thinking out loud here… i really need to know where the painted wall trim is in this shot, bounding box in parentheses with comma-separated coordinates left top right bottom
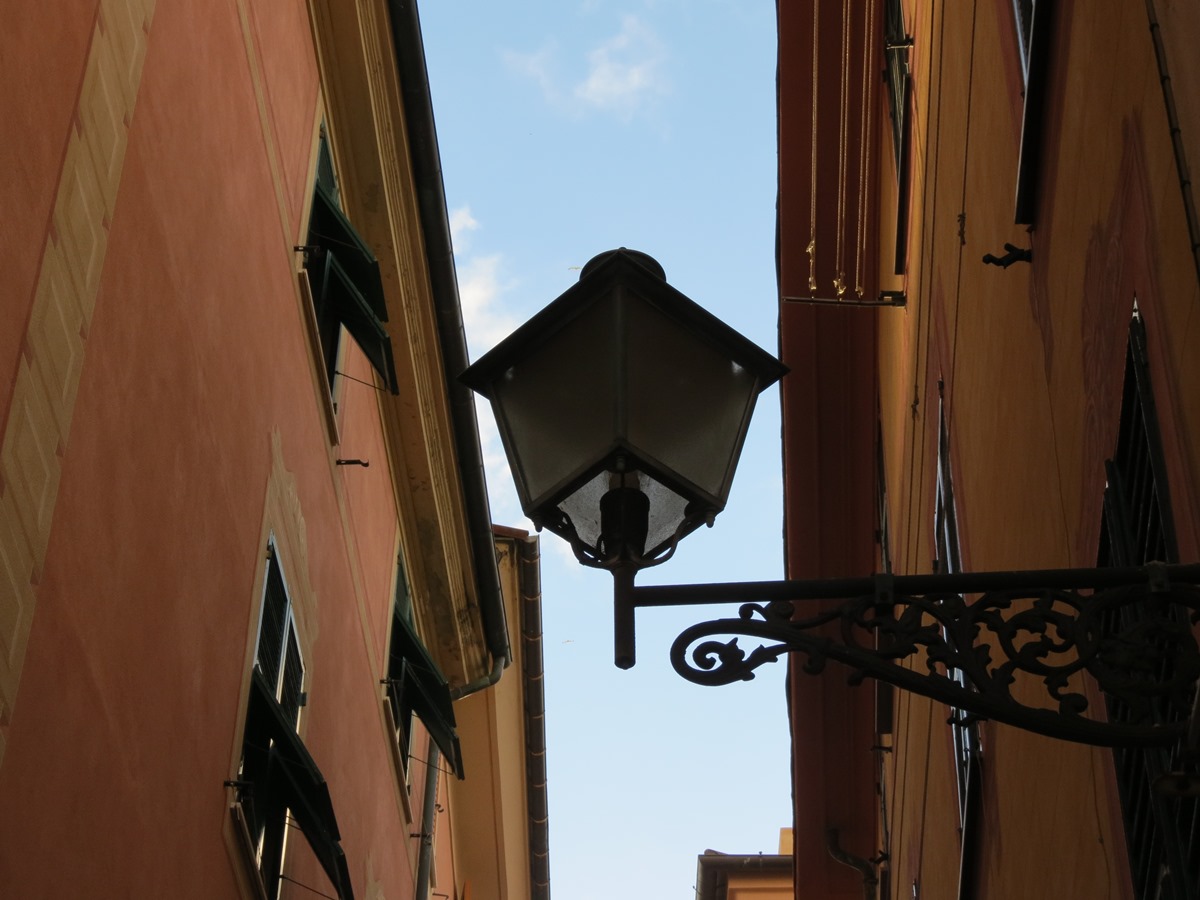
(0, 0, 157, 768)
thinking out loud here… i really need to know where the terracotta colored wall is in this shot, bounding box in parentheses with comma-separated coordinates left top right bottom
(0, 0, 98, 425)
(778, 5, 882, 898)
(0, 1, 425, 897)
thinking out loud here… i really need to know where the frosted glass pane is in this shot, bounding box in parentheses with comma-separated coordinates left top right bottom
(558, 468, 691, 561)
(624, 295, 758, 501)
(495, 296, 618, 505)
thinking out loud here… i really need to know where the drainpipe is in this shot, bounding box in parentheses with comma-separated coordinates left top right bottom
(827, 827, 878, 900)
(414, 737, 441, 900)
(386, 0, 513, 687)
(448, 653, 505, 700)
(520, 534, 551, 900)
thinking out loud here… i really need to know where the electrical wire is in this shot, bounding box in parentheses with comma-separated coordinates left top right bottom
(947, 0, 981, 419)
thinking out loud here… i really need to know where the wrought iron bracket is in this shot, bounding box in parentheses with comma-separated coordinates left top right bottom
(616, 563, 1200, 747)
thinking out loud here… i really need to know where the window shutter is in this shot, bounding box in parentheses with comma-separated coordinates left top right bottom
(308, 185, 388, 322)
(321, 251, 400, 394)
(247, 672, 354, 900)
(305, 186, 399, 394)
(387, 612, 464, 779)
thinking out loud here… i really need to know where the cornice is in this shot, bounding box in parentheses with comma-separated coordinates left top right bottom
(306, 0, 488, 686)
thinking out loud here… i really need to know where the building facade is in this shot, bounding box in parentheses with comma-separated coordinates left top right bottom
(778, 1, 1200, 898)
(0, 1, 543, 898)
(695, 830, 795, 900)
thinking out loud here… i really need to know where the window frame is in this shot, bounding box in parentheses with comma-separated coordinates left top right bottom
(232, 542, 353, 900)
(1011, 0, 1036, 84)
(883, 0, 913, 276)
(254, 545, 306, 726)
(301, 128, 399, 398)
(383, 561, 464, 782)
(934, 408, 983, 900)
(1013, 0, 1052, 224)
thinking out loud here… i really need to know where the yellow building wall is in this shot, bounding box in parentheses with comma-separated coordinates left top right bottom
(448, 531, 537, 900)
(877, 2, 1199, 899)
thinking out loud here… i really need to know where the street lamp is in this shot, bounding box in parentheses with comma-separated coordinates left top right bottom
(463, 249, 1200, 747)
(461, 249, 786, 668)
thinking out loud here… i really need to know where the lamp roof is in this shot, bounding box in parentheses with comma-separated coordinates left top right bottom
(460, 249, 787, 395)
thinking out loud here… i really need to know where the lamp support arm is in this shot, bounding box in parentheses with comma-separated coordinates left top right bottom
(614, 563, 1200, 747)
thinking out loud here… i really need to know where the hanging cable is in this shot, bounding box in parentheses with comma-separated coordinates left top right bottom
(834, 0, 852, 298)
(854, 0, 878, 299)
(807, 0, 821, 293)
(334, 369, 386, 392)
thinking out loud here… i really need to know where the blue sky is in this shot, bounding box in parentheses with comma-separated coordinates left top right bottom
(420, 3, 790, 896)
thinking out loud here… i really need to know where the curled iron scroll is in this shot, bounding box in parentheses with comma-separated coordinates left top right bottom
(669, 583, 1200, 747)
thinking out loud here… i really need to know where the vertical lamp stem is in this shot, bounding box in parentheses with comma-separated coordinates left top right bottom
(614, 563, 637, 669)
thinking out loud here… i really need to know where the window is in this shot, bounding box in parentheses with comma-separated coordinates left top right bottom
(234, 544, 353, 900)
(934, 408, 982, 900)
(302, 129, 399, 395)
(383, 559, 464, 781)
(1099, 312, 1197, 900)
(255, 551, 305, 726)
(1012, 0, 1051, 224)
(874, 425, 895, 900)
(1011, 0, 1036, 83)
(883, 0, 912, 275)
(883, 0, 911, 168)
(876, 424, 895, 737)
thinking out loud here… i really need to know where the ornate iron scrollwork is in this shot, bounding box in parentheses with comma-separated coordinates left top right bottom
(663, 566, 1200, 747)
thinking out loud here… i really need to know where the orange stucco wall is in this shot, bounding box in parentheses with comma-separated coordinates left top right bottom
(0, 1, 426, 896)
(782, 1, 1200, 898)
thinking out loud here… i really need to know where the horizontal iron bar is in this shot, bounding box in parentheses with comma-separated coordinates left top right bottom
(629, 563, 1200, 608)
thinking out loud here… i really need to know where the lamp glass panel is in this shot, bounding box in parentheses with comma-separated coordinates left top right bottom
(558, 467, 690, 558)
(624, 293, 759, 502)
(492, 295, 617, 507)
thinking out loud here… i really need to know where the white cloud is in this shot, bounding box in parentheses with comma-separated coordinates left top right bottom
(502, 43, 562, 104)
(449, 205, 479, 253)
(573, 15, 667, 118)
(457, 243, 529, 532)
(503, 16, 668, 120)
(473, 393, 533, 531)
(458, 253, 519, 357)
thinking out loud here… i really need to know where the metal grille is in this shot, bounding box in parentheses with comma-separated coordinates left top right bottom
(1100, 315, 1197, 900)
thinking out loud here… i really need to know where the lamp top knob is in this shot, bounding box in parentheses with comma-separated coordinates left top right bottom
(579, 248, 666, 282)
